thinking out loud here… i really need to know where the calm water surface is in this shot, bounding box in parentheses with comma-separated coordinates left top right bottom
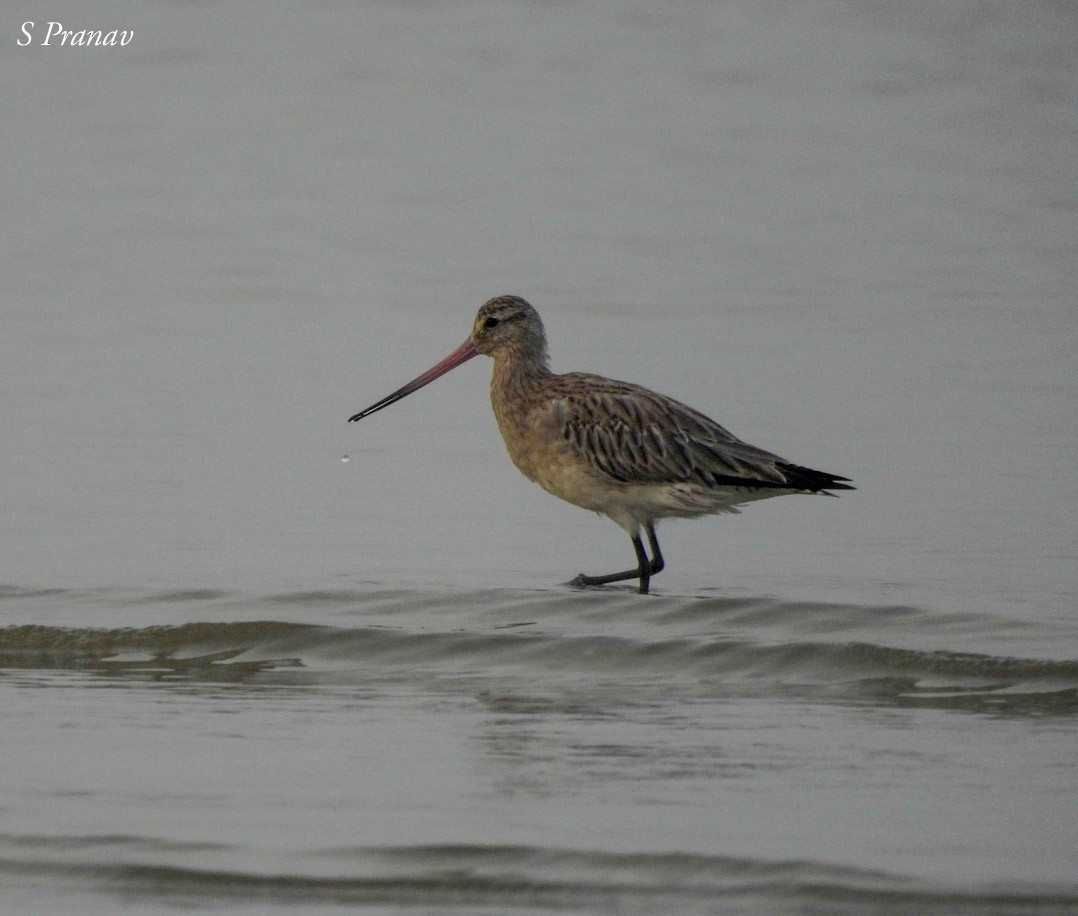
(2, 1, 1075, 912)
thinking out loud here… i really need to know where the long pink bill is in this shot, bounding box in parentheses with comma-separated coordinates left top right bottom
(348, 339, 479, 422)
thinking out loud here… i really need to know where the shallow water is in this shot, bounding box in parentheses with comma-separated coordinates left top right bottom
(2, 0, 1076, 912)
(2, 586, 1076, 913)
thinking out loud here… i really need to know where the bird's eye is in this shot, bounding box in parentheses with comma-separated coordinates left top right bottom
(484, 317, 500, 329)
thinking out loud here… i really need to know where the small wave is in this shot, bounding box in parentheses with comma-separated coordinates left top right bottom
(0, 837, 1074, 913)
(0, 615, 1074, 714)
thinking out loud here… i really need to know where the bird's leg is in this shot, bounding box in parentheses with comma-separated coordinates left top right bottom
(644, 523, 664, 576)
(570, 526, 664, 594)
(569, 534, 650, 591)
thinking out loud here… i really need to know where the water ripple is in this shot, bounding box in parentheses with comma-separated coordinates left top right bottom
(1, 585, 1074, 715)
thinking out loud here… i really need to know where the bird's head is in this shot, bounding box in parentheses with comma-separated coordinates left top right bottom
(470, 295, 549, 363)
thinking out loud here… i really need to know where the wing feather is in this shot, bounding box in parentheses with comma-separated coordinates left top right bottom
(550, 373, 812, 489)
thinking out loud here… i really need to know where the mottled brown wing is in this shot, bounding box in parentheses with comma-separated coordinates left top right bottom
(547, 373, 792, 488)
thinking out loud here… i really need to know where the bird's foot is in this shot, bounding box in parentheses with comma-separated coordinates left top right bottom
(568, 573, 600, 589)
(567, 572, 650, 594)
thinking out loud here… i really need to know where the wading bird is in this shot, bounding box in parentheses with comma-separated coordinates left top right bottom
(349, 295, 852, 594)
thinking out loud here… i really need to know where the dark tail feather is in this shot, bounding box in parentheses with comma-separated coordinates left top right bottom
(777, 463, 855, 492)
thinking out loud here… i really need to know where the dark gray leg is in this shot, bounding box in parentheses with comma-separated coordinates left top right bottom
(644, 523, 664, 576)
(569, 524, 664, 594)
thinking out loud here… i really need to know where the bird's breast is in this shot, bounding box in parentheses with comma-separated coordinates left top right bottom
(491, 391, 610, 509)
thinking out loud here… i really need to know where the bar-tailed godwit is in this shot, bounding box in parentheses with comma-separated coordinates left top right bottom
(349, 295, 852, 594)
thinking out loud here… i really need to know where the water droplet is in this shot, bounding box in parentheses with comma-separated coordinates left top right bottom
(341, 455, 350, 463)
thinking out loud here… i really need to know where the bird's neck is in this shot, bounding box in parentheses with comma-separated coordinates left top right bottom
(490, 345, 552, 409)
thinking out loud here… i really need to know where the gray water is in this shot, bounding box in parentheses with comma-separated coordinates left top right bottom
(2, 1, 1076, 912)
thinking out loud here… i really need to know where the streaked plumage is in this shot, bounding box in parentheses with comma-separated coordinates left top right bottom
(349, 295, 852, 593)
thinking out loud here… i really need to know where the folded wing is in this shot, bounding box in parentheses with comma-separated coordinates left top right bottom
(550, 374, 852, 492)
